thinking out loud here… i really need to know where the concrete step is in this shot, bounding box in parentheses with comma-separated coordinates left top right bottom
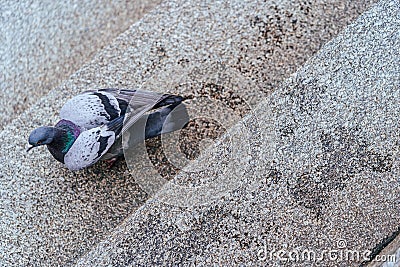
(0, 0, 163, 131)
(75, 0, 400, 266)
(0, 0, 375, 266)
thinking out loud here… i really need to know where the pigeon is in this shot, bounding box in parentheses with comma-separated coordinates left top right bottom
(28, 89, 189, 170)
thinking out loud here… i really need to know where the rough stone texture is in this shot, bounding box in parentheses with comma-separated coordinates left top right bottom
(0, 0, 162, 130)
(75, 1, 400, 266)
(0, 0, 376, 266)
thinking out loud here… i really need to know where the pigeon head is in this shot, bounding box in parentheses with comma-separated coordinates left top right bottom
(27, 126, 58, 152)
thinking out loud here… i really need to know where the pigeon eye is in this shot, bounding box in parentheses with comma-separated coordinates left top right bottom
(37, 141, 42, 145)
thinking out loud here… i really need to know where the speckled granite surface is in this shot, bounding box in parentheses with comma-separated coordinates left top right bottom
(75, 1, 400, 266)
(0, 0, 162, 130)
(0, 0, 377, 266)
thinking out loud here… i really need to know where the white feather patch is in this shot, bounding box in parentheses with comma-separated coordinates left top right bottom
(60, 92, 120, 129)
(64, 126, 115, 170)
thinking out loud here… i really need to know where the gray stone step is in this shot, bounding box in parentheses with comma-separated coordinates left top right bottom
(0, 0, 375, 266)
(0, 0, 162, 131)
(75, 0, 400, 266)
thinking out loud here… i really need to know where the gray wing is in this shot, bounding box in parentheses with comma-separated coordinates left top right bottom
(83, 89, 184, 138)
(103, 102, 190, 160)
(60, 89, 179, 130)
(118, 90, 167, 138)
(97, 89, 181, 112)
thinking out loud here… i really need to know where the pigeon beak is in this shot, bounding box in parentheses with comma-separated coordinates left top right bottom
(26, 145, 36, 152)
